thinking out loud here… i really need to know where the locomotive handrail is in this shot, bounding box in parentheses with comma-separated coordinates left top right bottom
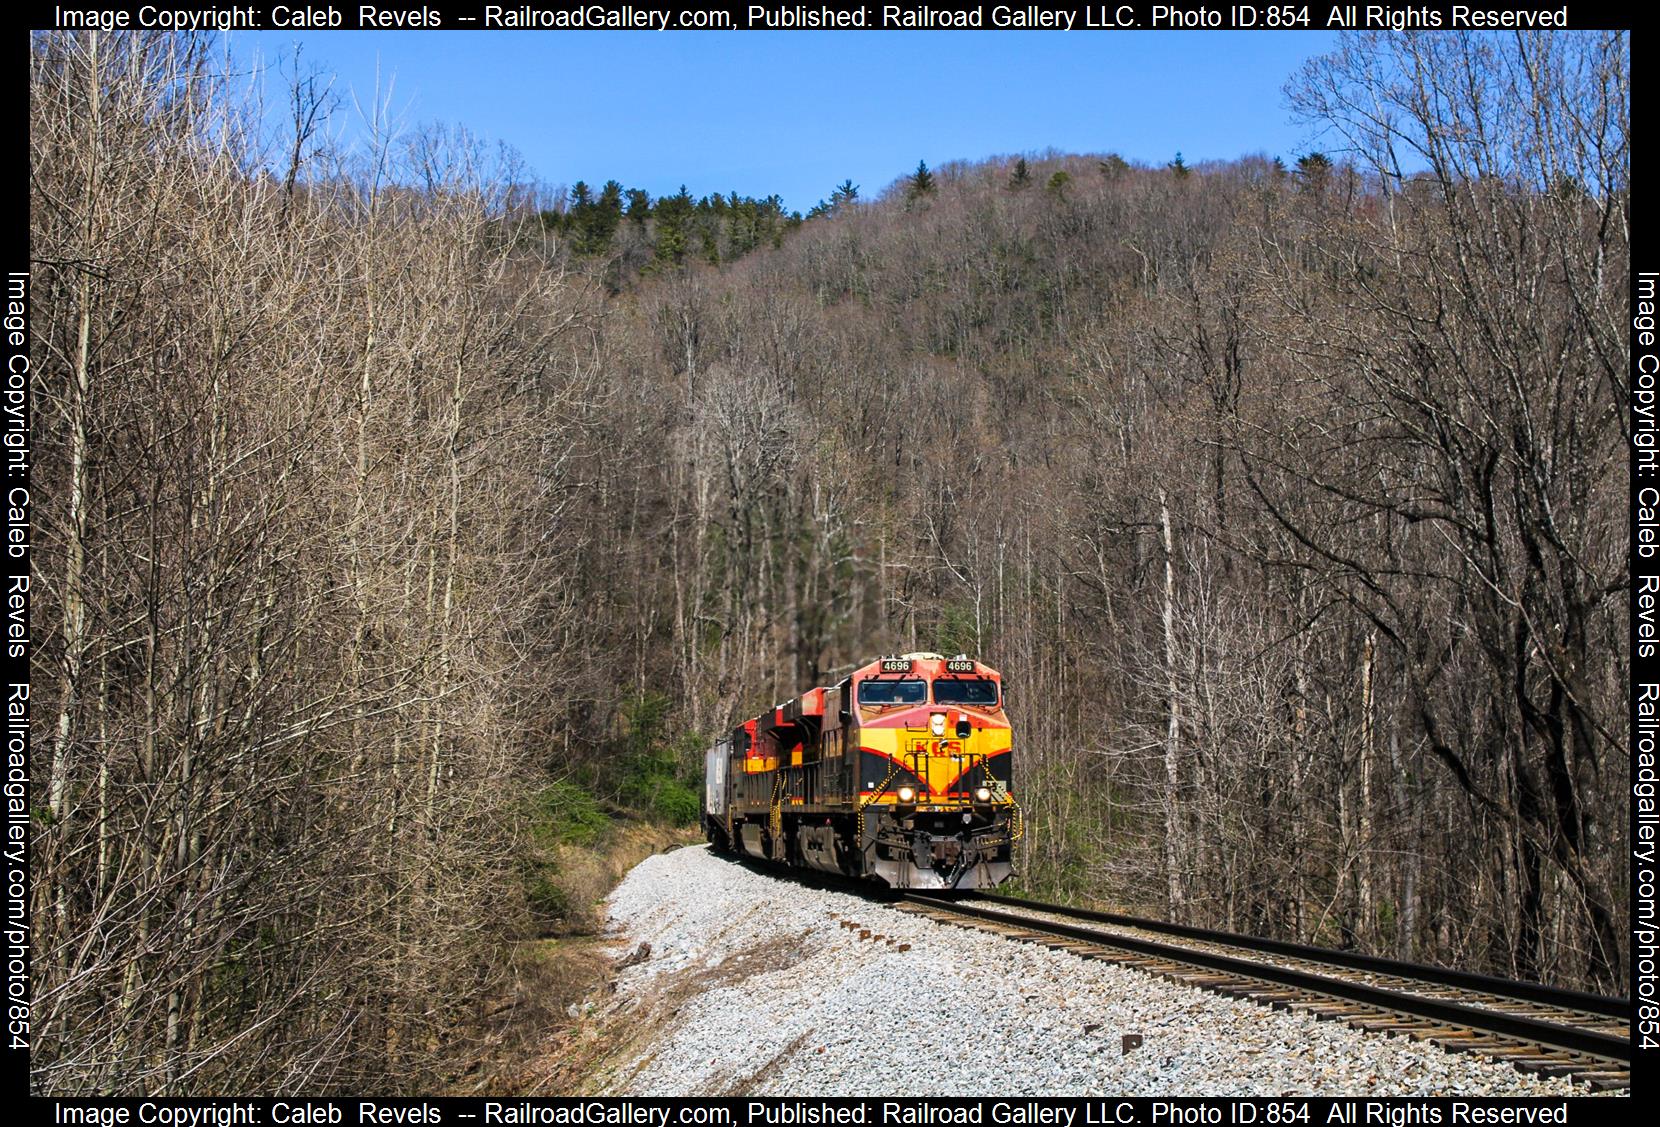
(900, 744, 986, 798)
(855, 760, 904, 857)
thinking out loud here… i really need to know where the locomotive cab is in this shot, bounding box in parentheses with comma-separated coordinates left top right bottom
(847, 653, 1017, 889)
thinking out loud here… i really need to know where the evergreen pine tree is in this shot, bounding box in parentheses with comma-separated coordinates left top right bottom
(830, 179, 859, 210)
(1294, 152, 1331, 193)
(625, 188, 652, 227)
(574, 180, 623, 255)
(1010, 158, 1031, 189)
(909, 160, 935, 199)
(651, 185, 694, 266)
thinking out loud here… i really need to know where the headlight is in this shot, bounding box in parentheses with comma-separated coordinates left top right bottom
(975, 787, 992, 803)
(929, 713, 946, 737)
(897, 786, 916, 803)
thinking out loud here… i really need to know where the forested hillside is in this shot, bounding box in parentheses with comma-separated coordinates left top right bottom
(30, 29, 1629, 1095)
(535, 177, 804, 289)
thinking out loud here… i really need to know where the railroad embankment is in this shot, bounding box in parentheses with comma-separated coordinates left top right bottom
(530, 846, 1601, 1096)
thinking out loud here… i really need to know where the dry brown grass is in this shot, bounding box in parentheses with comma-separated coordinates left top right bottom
(458, 822, 701, 1093)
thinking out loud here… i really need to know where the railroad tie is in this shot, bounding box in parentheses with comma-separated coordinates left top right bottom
(1438, 1033, 1510, 1053)
(1571, 1070, 1631, 1091)
(1502, 1059, 1580, 1078)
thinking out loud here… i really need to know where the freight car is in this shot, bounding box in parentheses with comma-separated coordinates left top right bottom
(702, 653, 1020, 889)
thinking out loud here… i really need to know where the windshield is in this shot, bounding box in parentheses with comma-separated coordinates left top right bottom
(859, 679, 926, 705)
(933, 678, 998, 706)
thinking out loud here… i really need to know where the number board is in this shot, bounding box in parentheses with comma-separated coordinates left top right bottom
(880, 659, 912, 672)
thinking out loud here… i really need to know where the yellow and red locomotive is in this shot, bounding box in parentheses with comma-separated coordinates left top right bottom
(702, 653, 1019, 889)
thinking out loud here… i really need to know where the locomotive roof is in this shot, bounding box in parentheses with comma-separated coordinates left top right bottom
(854, 653, 1001, 678)
(736, 654, 1001, 735)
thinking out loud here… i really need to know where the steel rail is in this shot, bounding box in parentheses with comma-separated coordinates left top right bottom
(900, 894, 1631, 1064)
(953, 890, 1629, 1021)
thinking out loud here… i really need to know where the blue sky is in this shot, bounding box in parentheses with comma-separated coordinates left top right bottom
(231, 30, 1340, 212)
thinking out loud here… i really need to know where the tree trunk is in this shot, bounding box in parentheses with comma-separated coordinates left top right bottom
(1158, 489, 1184, 919)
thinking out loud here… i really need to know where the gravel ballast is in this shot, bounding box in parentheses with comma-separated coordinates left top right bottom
(592, 845, 1598, 1097)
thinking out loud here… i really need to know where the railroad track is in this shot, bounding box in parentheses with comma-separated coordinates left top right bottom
(894, 892, 1631, 1092)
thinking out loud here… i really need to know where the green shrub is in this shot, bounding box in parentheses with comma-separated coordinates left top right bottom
(646, 779, 699, 826)
(613, 693, 703, 826)
(524, 863, 574, 922)
(529, 780, 611, 847)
